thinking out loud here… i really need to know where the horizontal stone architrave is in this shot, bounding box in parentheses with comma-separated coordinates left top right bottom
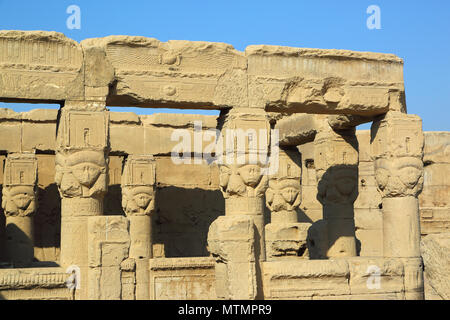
(0, 31, 405, 116)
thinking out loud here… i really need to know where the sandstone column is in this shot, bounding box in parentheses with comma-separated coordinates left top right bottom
(208, 109, 271, 299)
(1, 153, 38, 266)
(314, 117, 359, 258)
(264, 147, 310, 260)
(371, 112, 424, 258)
(121, 155, 156, 300)
(55, 101, 109, 299)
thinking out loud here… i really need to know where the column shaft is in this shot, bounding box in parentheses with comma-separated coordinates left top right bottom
(121, 155, 156, 300)
(55, 104, 109, 299)
(1, 153, 38, 266)
(314, 118, 359, 258)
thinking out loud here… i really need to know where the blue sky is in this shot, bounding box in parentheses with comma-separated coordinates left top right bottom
(0, 0, 449, 131)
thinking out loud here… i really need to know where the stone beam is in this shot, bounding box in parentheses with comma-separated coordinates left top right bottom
(328, 114, 374, 130)
(246, 45, 405, 115)
(0, 31, 84, 102)
(275, 114, 317, 146)
(1, 31, 406, 116)
(82, 36, 248, 108)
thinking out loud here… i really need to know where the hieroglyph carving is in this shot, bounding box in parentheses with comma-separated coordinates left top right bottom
(265, 149, 302, 217)
(372, 112, 424, 198)
(55, 110, 109, 200)
(121, 155, 156, 216)
(2, 153, 38, 217)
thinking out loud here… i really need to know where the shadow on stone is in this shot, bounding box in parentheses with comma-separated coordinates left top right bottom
(153, 186, 224, 258)
(315, 164, 359, 258)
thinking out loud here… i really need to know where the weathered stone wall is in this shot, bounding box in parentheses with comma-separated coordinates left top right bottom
(419, 132, 450, 236)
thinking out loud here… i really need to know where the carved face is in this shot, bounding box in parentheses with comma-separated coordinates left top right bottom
(122, 185, 155, 216)
(335, 175, 357, 196)
(282, 187, 299, 204)
(237, 165, 262, 188)
(2, 186, 36, 217)
(71, 163, 102, 188)
(375, 157, 423, 197)
(266, 180, 301, 212)
(12, 193, 33, 210)
(219, 164, 267, 198)
(133, 193, 152, 209)
(317, 167, 358, 205)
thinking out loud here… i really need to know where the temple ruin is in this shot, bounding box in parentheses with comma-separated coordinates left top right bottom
(0, 30, 449, 300)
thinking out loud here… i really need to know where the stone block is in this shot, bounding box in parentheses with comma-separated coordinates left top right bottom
(265, 222, 310, 259)
(0, 31, 84, 101)
(421, 233, 450, 299)
(246, 45, 404, 114)
(347, 257, 404, 294)
(262, 259, 350, 299)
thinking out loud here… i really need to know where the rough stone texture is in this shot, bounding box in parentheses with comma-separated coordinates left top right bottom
(0, 31, 406, 115)
(208, 215, 258, 300)
(421, 233, 450, 300)
(246, 45, 405, 114)
(263, 257, 421, 300)
(0, 31, 84, 102)
(87, 216, 130, 300)
(91, 36, 248, 109)
(420, 132, 450, 236)
(0, 267, 71, 300)
(276, 114, 317, 146)
(149, 257, 216, 300)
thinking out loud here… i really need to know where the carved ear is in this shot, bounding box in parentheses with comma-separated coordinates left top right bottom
(5, 197, 17, 215)
(121, 198, 128, 212)
(265, 188, 274, 211)
(292, 191, 302, 209)
(255, 174, 268, 197)
(26, 199, 37, 215)
(143, 199, 155, 215)
(90, 173, 107, 197)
